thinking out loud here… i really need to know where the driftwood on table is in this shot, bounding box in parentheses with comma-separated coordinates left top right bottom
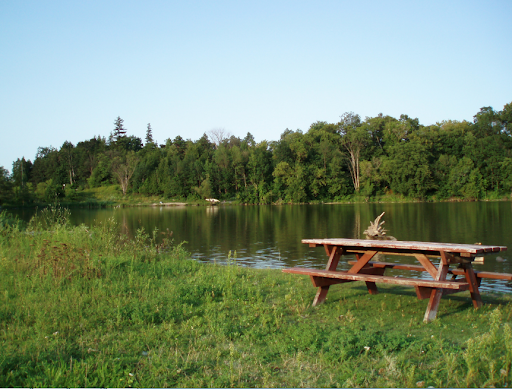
(363, 212, 395, 261)
(363, 212, 396, 241)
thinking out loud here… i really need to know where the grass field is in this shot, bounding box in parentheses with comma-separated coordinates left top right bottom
(1, 207, 512, 387)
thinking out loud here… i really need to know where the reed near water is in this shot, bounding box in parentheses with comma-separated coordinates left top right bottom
(1, 206, 512, 387)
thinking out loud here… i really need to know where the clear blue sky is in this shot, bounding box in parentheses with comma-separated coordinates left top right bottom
(1, 0, 511, 173)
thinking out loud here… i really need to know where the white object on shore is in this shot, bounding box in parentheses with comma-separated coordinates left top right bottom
(205, 198, 220, 203)
(474, 256, 484, 264)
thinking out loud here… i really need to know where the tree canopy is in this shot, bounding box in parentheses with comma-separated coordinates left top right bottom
(2, 106, 512, 206)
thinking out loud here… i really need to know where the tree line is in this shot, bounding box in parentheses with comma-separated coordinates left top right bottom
(1, 103, 512, 206)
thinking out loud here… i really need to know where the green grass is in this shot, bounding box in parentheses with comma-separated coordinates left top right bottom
(1, 209, 512, 387)
(1, 185, 210, 209)
(48, 186, 208, 208)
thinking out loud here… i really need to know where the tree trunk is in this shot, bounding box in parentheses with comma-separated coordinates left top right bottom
(346, 147, 360, 192)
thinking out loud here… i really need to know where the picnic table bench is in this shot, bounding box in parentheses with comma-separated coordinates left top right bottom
(282, 239, 509, 322)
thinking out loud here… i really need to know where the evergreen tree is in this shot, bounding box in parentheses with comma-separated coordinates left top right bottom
(113, 116, 127, 141)
(0, 166, 12, 205)
(145, 123, 154, 145)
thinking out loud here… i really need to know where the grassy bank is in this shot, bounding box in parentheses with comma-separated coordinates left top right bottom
(1, 210, 512, 387)
(1, 185, 209, 209)
(4, 183, 512, 210)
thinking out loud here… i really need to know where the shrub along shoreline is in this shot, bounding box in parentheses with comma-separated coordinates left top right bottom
(1, 209, 512, 387)
(3, 185, 512, 211)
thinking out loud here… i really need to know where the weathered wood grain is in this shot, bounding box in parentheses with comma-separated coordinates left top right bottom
(282, 267, 469, 289)
(348, 251, 378, 273)
(312, 246, 343, 306)
(462, 262, 483, 309)
(415, 282, 470, 300)
(302, 238, 507, 254)
(349, 261, 512, 280)
(414, 254, 438, 278)
(423, 254, 450, 322)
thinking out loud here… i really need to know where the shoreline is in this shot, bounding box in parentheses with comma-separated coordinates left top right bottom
(2, 195, 512, 210)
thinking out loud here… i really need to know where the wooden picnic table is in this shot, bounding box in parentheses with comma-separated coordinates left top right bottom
(282, 238, 509, 322)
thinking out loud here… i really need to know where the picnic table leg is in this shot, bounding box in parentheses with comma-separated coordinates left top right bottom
(313, 286, 330, 306)
(347, 250, 379, 295)
(461, 262, 483, 309)
(424, 252, 449, 323)
(364, 280, 379, 295)
(353, 254, 380, 295)
(312, 245, 342, 306)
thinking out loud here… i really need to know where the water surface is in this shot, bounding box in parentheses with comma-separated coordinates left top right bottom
(12, 202, 512, 292)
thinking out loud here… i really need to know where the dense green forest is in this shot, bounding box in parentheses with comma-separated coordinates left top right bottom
(2, 103, 512, 206)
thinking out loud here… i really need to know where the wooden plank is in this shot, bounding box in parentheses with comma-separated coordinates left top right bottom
(365, 281, 379, 295)
(311, 246, 344, 306)
(325, 246, 342, 271)
(423, 253, 450, 323)
(360, 260, 385, 295)
(348, 251, 378, 273)
(439, 250, 449, 267)
(349, 261, 512, 280)
(313, 286, 329, 306)
(414, 254, 438, 278)
(462, 263, 483, 309)
(357, 266, 386, 276)
(362, 262, 382, 295)
(281, 268, 468, 289)
(415, 286, 431, 300)
(465, 270, 512, 281)
(349, 261, 428, 272)
(313, 264, 385, 293)
(416, 281, 470, 300)
(442, 286, 471, 296)
(346, 247, 472, 258)
(302, 238, 507, 254)
(310, 276, 350, 287)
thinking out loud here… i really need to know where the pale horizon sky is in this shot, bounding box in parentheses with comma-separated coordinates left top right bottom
(1, 0, 511, 173)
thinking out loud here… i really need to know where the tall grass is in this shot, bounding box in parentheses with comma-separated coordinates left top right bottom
(1, 206, 512, 387)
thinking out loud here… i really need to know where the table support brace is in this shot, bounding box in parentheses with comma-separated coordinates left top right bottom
(462, 263, 483, 309)
(312, 246, 343, 306)
(424, 251, 449, 322)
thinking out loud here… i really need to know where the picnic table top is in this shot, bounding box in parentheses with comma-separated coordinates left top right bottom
(302, 238, 507, 254)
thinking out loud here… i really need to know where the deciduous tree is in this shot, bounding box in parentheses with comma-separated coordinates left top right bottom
(338, 112, 368, 192)
(111, 151, 140, 195)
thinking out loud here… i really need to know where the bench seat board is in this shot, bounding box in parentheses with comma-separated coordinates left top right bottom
(302, 239, 507, 254)
(347, 261, 512, 281)
(282, 267, 469, 289)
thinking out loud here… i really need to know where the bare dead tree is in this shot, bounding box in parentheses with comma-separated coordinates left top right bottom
(207, 128, 231, 148)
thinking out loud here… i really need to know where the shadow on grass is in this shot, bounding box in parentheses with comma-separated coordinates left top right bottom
(308, 283, 512, 322)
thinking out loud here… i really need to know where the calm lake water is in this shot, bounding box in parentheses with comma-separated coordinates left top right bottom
(12, 202, 512, 292)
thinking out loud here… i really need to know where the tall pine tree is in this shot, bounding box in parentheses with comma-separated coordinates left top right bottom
(145, 123, 154, 145)
(113, 116, 127, 141)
